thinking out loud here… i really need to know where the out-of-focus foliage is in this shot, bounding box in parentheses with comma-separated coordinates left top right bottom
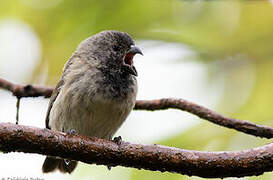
(1, 0, 273, 179)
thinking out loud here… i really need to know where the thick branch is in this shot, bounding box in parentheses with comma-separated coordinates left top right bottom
(0, 123, 272, 178)
(0, 77, 273, 139)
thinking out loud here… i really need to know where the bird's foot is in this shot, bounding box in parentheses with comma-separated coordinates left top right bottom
(112, 136, 122, 145)
(107, 136, 122, 171)
(66, 128, 77, 136)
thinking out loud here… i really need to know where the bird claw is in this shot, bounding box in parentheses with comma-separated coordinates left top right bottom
(67, 129, 77, 135)
(112, 136, 122, 145)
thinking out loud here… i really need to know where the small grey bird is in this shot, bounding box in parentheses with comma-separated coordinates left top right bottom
(42, 30, 142, 173)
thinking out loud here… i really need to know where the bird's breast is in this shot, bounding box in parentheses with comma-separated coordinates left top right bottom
(49, 76, 137, 139)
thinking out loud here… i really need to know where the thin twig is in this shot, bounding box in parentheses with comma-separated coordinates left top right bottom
(0, 77, 272, 139)
(15, 97, 21, 125)
(0, 122, 272, 178)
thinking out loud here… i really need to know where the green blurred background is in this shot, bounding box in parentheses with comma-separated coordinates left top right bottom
(1, 0, 273, 179)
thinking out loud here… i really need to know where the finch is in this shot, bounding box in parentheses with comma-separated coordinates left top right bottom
(42, 30, 142, 173)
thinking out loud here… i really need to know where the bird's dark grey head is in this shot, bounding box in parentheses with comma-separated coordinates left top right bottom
(77, 30, 142, 76)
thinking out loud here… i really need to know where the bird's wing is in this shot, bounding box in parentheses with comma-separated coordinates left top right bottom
(45, 58, 74, 129)
(45, 79, 63, 129)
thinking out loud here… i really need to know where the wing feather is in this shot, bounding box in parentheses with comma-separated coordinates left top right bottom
(45, 58, 74, 129)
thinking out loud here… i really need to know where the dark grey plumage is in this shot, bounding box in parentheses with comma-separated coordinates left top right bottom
(42, 30, 142, 174)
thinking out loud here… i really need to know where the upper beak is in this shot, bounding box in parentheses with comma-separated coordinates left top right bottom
(128, 45, 143, 56)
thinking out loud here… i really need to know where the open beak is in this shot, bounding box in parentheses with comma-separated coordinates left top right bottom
(122, 45, 143, 76)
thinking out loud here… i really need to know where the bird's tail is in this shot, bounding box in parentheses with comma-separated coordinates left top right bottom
(42, 156, 78, 174)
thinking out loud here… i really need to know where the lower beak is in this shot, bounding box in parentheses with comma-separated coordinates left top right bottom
(122, 64, 138, 76)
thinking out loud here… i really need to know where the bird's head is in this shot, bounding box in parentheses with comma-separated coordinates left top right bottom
(77, 30, 143, 76)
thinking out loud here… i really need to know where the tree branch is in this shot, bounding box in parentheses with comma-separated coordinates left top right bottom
(0, 122, 272, 178)
(0, 77, 273, 139)
(135, 99, 273, 138)
(0, 78, 52, 98)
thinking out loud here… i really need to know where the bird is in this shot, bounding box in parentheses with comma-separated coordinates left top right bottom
(42, 30, 143, 174)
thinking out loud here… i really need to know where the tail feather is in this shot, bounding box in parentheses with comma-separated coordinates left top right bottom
(42, 156, 60, 173)
(42, 156, 78, 174)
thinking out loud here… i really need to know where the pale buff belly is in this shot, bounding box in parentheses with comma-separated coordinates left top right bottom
(49, 89, 135, 140)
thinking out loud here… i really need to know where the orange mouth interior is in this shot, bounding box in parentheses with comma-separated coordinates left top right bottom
(124, 52, 134, 66)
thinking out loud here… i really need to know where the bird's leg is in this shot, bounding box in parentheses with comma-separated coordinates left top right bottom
(67, 128, 77, 135)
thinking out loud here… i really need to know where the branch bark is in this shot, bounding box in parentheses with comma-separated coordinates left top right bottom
(135, 99, 273, 138)
(0, 78, 52, 98)
(0, 122, 272, 178)
(1, 77, 273, 139)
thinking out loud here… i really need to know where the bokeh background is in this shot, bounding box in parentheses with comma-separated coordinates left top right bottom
(0, 0, 273, 179)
